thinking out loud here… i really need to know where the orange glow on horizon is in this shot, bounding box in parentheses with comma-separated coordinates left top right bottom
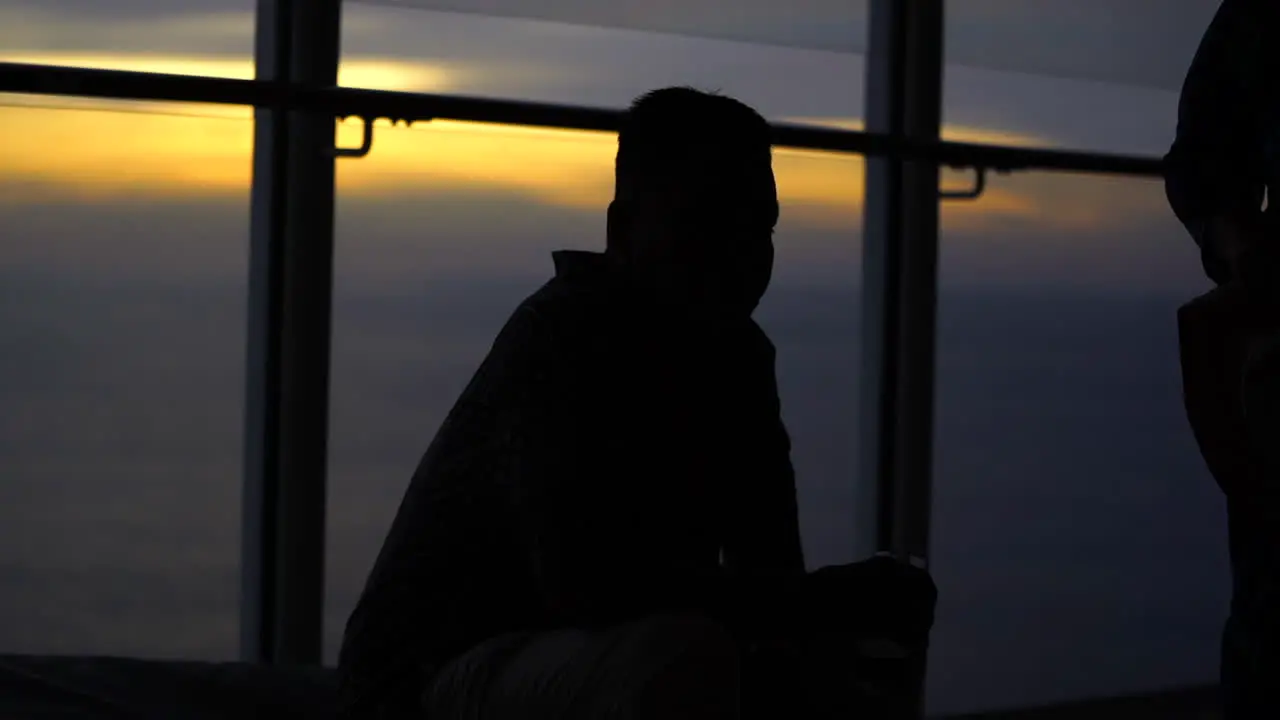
(0, 52, 460, 91)
(0, 53, 1165, 236)
(783, 116, 1050, 148)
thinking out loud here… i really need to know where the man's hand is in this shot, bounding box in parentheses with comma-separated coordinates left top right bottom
(804, 558, 937, 646)
(796, 559, 937, 717)
(1206, 214, 1265, 280)
(737, 557, 937, 660)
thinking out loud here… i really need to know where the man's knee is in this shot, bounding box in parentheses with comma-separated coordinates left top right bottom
(425, 616, 741, 720)
(623, 614, 741, 720)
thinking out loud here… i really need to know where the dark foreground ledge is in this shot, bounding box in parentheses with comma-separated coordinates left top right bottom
(938, 684, 1219, 719)
(0, 654, 1217, 719)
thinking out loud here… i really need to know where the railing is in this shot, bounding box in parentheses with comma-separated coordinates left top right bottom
(0, 62, 1164, 181)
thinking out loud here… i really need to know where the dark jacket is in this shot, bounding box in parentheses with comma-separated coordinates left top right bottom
(335, 250, 804, 717)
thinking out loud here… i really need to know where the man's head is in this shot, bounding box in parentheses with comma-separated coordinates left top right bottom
(607, 87, 780, 323)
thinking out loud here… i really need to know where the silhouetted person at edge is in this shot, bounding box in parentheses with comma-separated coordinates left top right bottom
(1167, 1, 1280, 717)
(335, 87, 937, 720)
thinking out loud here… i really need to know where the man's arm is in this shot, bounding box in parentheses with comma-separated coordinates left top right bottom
(1165, 0, 1270, 283)
(722, 417, 805, 577)
(720, 333, 805, 578)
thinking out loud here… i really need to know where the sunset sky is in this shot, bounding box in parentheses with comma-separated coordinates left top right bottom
(0, 3, 1183, 206)
(0, 0, 1204, 289)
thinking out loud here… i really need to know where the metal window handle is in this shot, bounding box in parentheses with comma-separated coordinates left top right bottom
(331, 115, 376, 158)
(939, 165, 987, 201)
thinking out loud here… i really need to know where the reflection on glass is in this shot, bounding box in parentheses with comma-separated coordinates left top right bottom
(939, 5, 1205, 158)
(926, 169, 1226, 715)
(0, 1, 255, 76)
(944, 64, 1179, 156)
(343, 0, 869, 56)
(323, 119, 865, 660)
(338, 3, 862, 123)
(942, 2, 1214, 94)
(941, 4, 1193, 158)
(0, 100, 250, 659)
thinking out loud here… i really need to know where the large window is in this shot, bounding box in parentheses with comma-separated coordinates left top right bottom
(0, 98, 251, 659)
(941, 0, 1209, 150)
(2, 6, 1219, 714)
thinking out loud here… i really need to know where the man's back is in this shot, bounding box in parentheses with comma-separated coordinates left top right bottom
(1165, 0, 1280, 282)
(335, 250, 799, 718)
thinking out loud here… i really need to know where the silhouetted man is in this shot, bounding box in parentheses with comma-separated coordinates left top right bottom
(1166, 1, 1280, 716)
(336, 87, 937, 720)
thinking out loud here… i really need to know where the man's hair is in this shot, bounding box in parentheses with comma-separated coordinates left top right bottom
(615, 87, 773, 195)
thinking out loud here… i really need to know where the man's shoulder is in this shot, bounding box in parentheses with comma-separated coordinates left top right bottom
(480, 274, 617, 385)
(719, 319, 777, 378)
(743, 319, 777, 357)
(502, 275, 612, 341)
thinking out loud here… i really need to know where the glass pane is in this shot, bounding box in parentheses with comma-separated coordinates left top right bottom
(0, 0, 255, 77)
(944, 61, 1179, 157)
(324, 118, 864, 660)
(942, 0, 1215, 93)
(927, 169, 1225, 714)
(941, 4, 1214, 156)
(0, 98, 250, 659)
